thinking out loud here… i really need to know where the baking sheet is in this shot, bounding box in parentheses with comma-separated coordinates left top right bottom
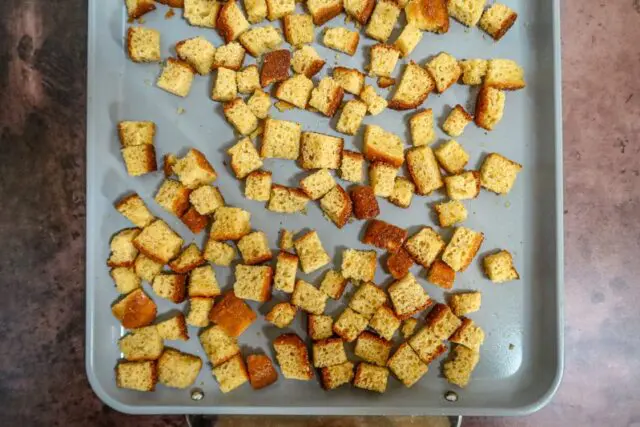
(86, 0, 563, 416)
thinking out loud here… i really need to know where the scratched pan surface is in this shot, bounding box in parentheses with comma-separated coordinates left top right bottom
(86, 0, 563, 416)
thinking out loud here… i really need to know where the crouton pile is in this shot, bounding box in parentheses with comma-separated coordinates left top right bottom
(112, 0, 527, 395)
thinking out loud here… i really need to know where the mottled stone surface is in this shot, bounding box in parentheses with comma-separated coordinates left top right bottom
(0, 0, 639, 426)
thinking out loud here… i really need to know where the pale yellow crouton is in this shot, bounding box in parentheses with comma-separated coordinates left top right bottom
(157, 58, 195, 97)
(434, 140, 469, 174)
(333, 308, 369, 342)
(227, 137, 263, 179)
(405, 0, 449, 33)
(355, 331, 392, 366)
(344, 0, 375, 25)
(156, 314, 189, 341)
(279, 229, 294, 251)
(203, 239, 236, 266)
(369, 44, 400, 77)
(394, 24, 422, 57)
(406, 145, 443, 195)
(213, 354, 249, 392)
(213, 41, 246, 71)
(152, 273, 187, 303)
(479, 153, 522, 194)
(479, 3, 518, 41)
(309, 314, 334, 340)
(333, 67, 365, 95)
(449, 292, 482, 316)
(336, 100, 367, 135)
(349, 282, 387, 319)
(261, 118, 302, 160)
(268, 185, 310, 213)
(291, 46, 325, 78)
(106, 230, 137, 266)
(404, 227, 444, 267)
(236, 65, 261, 94)
(247, 89, 272, 119)
(266, 302, 297, 328)
(313, 337, 348, 368)
(387, 343, 428, 387)
(223, 98, 259, 135)
(353, 363, 388, 393)
(323, 27, 359, 56)
(308, 77, 345, 117)
(369, 306, 401, 340)
(443, 344, 479, 387)
(365, 0, 401, 42)
(300, 169, 336, 200)
(408, 326, 447, 364)
(388, 272, 431, 319)
(126, 0, 156, 19)
(388, 176, 415, 208)
(363, 125, 404, 167)
(266, 0, 295, 20)
(245, 0, 267, 23)
(133, 219, 183, 264)
(308, 0, 344, 24)
(115, 360, 157, 391)
(283, 14, 314, 47)
(173, 148, 217, 189)
(321, 361, 354, 390)
(188, 265, 221, 297)
(434, 200, 467, 227)
(169, 243, 205, 274)
(447, 0, 486, 27)
(409, 109, 435, 146)
(442, 105, 473, 137)
(460, 59, 488, 85)
(389, 61, 434, 110)
(444, 171, 481, 200)
(237, 231, 273, 265)
(475, 86, 505, 130)
(184, 0, 220, 28)
(111, 267, 141, 294)
(134, 253, 163, 283)
(299, 131, 343, 169)
(369, 162, 398, 197)
(483, 250, 519, 282)
(359, 85, 388, 115)
(245, 170, 272, 202)
(273, 333, 313, 380)
(401, 318, 418, 339)
(200, 325, 242, 365)
(157, 348, 202, 389)
(319, 270, 347, 300)
(275, 73, 314, 109)
(217, 0, 250, 43)
(127, 27, 161, 63)
(176, 36, 215, 75)
(341, 249, 377, 282)
(154, 179, 190, 217)
(340, 150, 364, 183)
(186, 297, 213, 327)
(484, 59, 525, 90)
(441, 226, 484, 272)
(117, 121, 155, 147)
(425, 303, 462, 339)
(294, 231, 330, 273)
(273, 251, 299, 292)
(320, 185, 352, 228)
(426, 52, 460, 93)
(233, 264, 272, 302)
(115, 193, 154, 228)
(239, 26, 283, 56)
(209, 206, 251, 241)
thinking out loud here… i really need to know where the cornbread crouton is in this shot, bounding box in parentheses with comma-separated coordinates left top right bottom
(204, 239, 236, 266)
(406, 145, 443, 195)
(447, 0, 486, 27)
(213, 41, 246, 71)
(152, 273, 187, 303)
(115, 360, 157, 392)
(273, 333, 314, 380)
(300, 169, 336, 200)
(365, 0, 401, 42)
(388, 343, 428, 387)
(291, 46, 325, 78)
(156, 313, 189, 341)
(118, 121, 155, 147)
(321, 361, 354, 390)
(154, 179, 190, 217)
(388, 273, 432, 319)
(283, 14, 314, 47)
(217, 0, 250, 43)
(266, 0, 295, 20)
(244, 170, 272, 202)
(434, 140, 469, 174)
(369, 162, 398, 197)
(441, 226, 484, 271)
(184, 0, 220, 28)
(394, 24, 422, 57)
(121, 145, 157, 176)
(344, 0, 375, 24)
(479, 3, 517, 41)
(409, 109, 435, 146)
(442, 105, 473, 137)
(266, 302, 297, 328)
(427, 260, 456, 289)
(444, 171, 481, 200)
(236, 65, 260, 94)
(323, 27, 359, 56)
(157, 349, 202, 389)
(228, 137, 263, 179)
(209, 292, 257, 336)
(275, 74, 314, 109)
(475, 86, 505, 130)
(176, 36, 215, 75)
(349, 282, 387, 319)
(213, 354, 249, 392)
(246, 354, 278, 389)
(389, 61, 434, 110)
(308, 0, 343, 24)
(319, 270, 347, 300)
(116, 193, 154, 228)
(426, 52, 461, 93)
(405, 0, 449, 33)
(268, 185, 310, 213)
(460, 59, 487, 85)
(369, 306, 401, 340)
(485, 59, 525, 90)
(336, 100, 367, 136)
(279, 229, 294, 251)
(308, 77, 345, 117)
(299, 132, 343, 169)
(369, 44, 400, 78)
(443, 344, 479, 387)
(362, 219, 407, 252)
(340, 150, 365, 183)
(108, 228, 140, 268)
(479, 153, 522, 194)
(359, 85, 388, 115)
(449, 291, 481, 316)
(233, 264, 272, 302)
(333, 67, 365, 95)
(119, 326, 163, 361)
(341, 249, 377, 282)
(245, 0, 267, 23)
(169, 244, 205, 274)
(426, 303, 462, 339)
(354, 331, 392, 366)
(260, 49, 291, 87)
(349, 185, 380, 220)
(127, 27, 161, 63)
(112, 289, 157, 329)
(434, 200, 467, 227)
(126, 0, 156, 19)
(173, 149, 217, 189)
(200, 325, 241, 365)
(209, 206, 251, 241)
(408, 326, 447, 363)
(157, 58, 195, 97)
(333, 308, 369, 342)
(188, 265, 221, 297)
(313, 337, 348, 368)
(239, 26, 282, 57)
(223, 98, 259, 135)
(134, 253, 163, 283)
(155, 1, 182, 9)
(450, 318, 485, 351)
(388, 177, 415, 208)
(237, 231, 272, 265)
(163, 154, 178, 177)
(483, 250, 519, 282)
(292, 280, 328, 314)
(353, 363, 388, 393)
(186, 297, 214, 327)
(386, 247, 413, 279)
(363, 125, 404, 167)
(273, 251, 299, 293)
(320, 185, 352, 228)
(402, 318, 418, 338)
(377, 77, 395, 88)
(133, 219, 183, 264)
(308, 314, 334, 340)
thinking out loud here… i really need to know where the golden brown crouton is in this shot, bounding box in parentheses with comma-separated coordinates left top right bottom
(152, 273, 187, 303)
(186, 297, 214, 327)
(483, 250, 519, 282)
(273, 333, 314, 380)
(406, 145, 443, 195)
(359, 85, 388, 115)
(245, 0, 267, 23)
(355, 331, 392, 366)
(115, 360, 157, 391)
(389, 61, 434, 110)
(273, 251, 298, 293)
(266, 0, 295, 20)
(246, 354, 278, 389)
(319, 270, 348, 300)
(126, 0, 156, 19)
(362, 219, 408, 253)
(133, 219, 183, 264)
(308, 77, 345, 117)
(336, 100, 367, 136)
(291, 46, 326, 78)
(236, 65, 261, 94)
(118, 121, 155, 147)
(127, 27, 161, 63)
(369, 305, 401, 340)
(426, 303, 462, 339)
(479, 3, 518, 41)
(434, 140, 469, 174)
(294, 231, 330, 273)
(244, 170, 272, 202)
(320, 185, 352, 228)
(394, 23, 422, 57)
(369, 44, 400, 77)
(176, 36, 215, 75)
(449, 291, 482, 316)
(344, 0, 375, 24)
(121, 145, 157, 176)
(115, 194, 155, 229)
(460, 59, 488, 85)
(292, 280, 328, 314)
(484, 59, 525, 90)
(333, 67, 366, 95)
(300, 169, 336, 200)
(443, 344, 479, 387)
(405, 0, 448, 32)
(157, 58, 195, 97)
(233, 264, 272, 302)
(184, 0, 220, 28)
(157, 348, 202, 389)
(308, 0, 344, 25)
(388, 273, 432, 319)
(475, 86, 506, 130)
(180, 206, 209, 234)
(369, 162, 398, 197)
(441, 226, 484, 272)
(134, 253, 163, 283)
(279, 229, 294, 251)
(237, 231, 273, 265)
(479, 153, 522, 194)
(266, 302, 297, 328)
(450, 318, 485, 351)
(349, 282, 388, 319)
(173, 148, 217, 189)
(154, 179, 191, 217)
(108, 228, 141, 268)
(308, 314, 334, 340)
(386, 247, 414, 279)
(426, 52, 461, 93)
(408, 326, 446, 364)
(349, 185, 380, 219)
(275, 74, 314, 109)
(217, 0, 250, 43)
(388, 177, 415, 208)
(401, 318, 418, 339)
(321, 361, 354, 390)
(239, 26, 282, 57)
(119, 325, 163, 361)
(427, 260, 456, 289)
(169, 243, 205, 274)
(209, 292, 257, 336)
(260, 49, 291, 87)
(156, 313, 189, 341)
(213, 41, 246, 71)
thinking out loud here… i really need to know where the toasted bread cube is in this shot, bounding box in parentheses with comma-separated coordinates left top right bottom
(134, 253, 163, 283)
(323, 27, 359, 56)
(294, 231, 329, 272)
(485, 59, 525, 90)
(292, 280, 328, 315)
(333, 67, 365, 95)
(388, 343, 428, 387)
(246, 354, 278, 389)
(344, 0, 375, 24)
(480, 153, 522, 194)
(442, 105, 473, 137)
(354, 363, 388, 393)
(186, 297, 214, 327)
(156, 313, 189, 341)
(176, 36, 215, 75)
(349, 185, 380, 219)
(275, 74, 314, 109)
(174, 149, 217, 189)
(408, 326, 447, 363)
(283, 14, 314, 47)
(260, 49, 291, 87)
(236, 65, 260, 94)
(126, 0, 156, 19)
(224, 98, 259, 135)
(119, 326, 163, 361)
(291, 46, 325, 78)
(443, 344, 479, 387)
(243, 170, 271, 202)
(450, 318, 484, 351)
(279, 230, 294, 251)
(426, 303, 462, 339)
(388, 177, 415, 208)
(320, 185, 352, 228)
(127, 27, 160, 63)
(261, 118, 302, 160)
(363, 125, 404, 167)
(308, 314, 334, 340)
(313, 337, 348, 368)
(447, 0, 486, 27)
(203, 239, 236, 267)
(377, 76, 395, 88)
(121, 145, 157, 176)
(188, 265, 221, 297)
(369, 162, 398, 197)
(266, 0, 295, 20)
(434, 140, 469, 174)
(157, 349, 202, 389)
(483, 250, 519, 282)
(362, 220, 407, 252)
(365, 0, 401, 42)
(273, 251, 299, 293)
(369, 306, 401, 340)
(394, 23, 422, 57)
(228, 137, 263, 179)
(217, 0, 250, 43)
(266, 302, 297, 328)
(359, 85, 388, 115)
(115, 360, 157, 391)
(209, 292, 257, 336)
(233, 264, 272, 302)
(273, 333, 314, 380)
(336, 100, 367, 136)
(108, 228, 141, 268)
(308, 0, 343, 24)
(169, 244, 205, 274)
(386, 247, 413, 279)
(200, 324, 241, 365)
(388, 273, 431, 319)
(354, 331, 392, 366)
(333, 308, 369, 342)
(404, 227, 445, 268)
(340, 150, 365, 183)
(341, 249, 377, 282)
(321, 361, 354, 389)
(237, 231, 272, 265)
(213, 354, 249, 392)
(299, 131, 343, 169)
(401, 318, 418, 339)
(154, 179, 190, 217)
(184, 0, 220, 28)
(308, 77, 345, 117)
(406, 145, 443, 195)
(449, 292, 481, 316)
(157, 58, 195, 97)
(213, 41, 246, 71)
(245, 0, 267, 23)
(267, 185, 308, 213)
(444, 171, 481, 200)
(209, 206, 251, 241)
(460, 59, 487, 85)
(427, 260, 455, 289)
(426, 52, 460, 93)
(442, 226, 484, 272)
(479, 3, 517, 41)
(405, 0, 449, 33)
(389, 61, 434, 110)
(239, 26, 282, 57)
(409, 109, 435, 147)
(133, 219, 183, 264)
(116, 193, 154, 228)
(112, 289, 157, 329)
(319, 270, 347, 300)
(299, 169, 336, 200)
(117, 121, 155, 148)
(475, 86, 505, 130)
(152, 273, 187, 303)
(369, 44, 400, 78)
(349, 282, 387, 319)
(180, 206, 208, 234)
(434, 200, 467, 227)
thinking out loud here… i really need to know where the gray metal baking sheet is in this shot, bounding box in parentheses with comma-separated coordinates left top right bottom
(86, 0, 563, 416)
